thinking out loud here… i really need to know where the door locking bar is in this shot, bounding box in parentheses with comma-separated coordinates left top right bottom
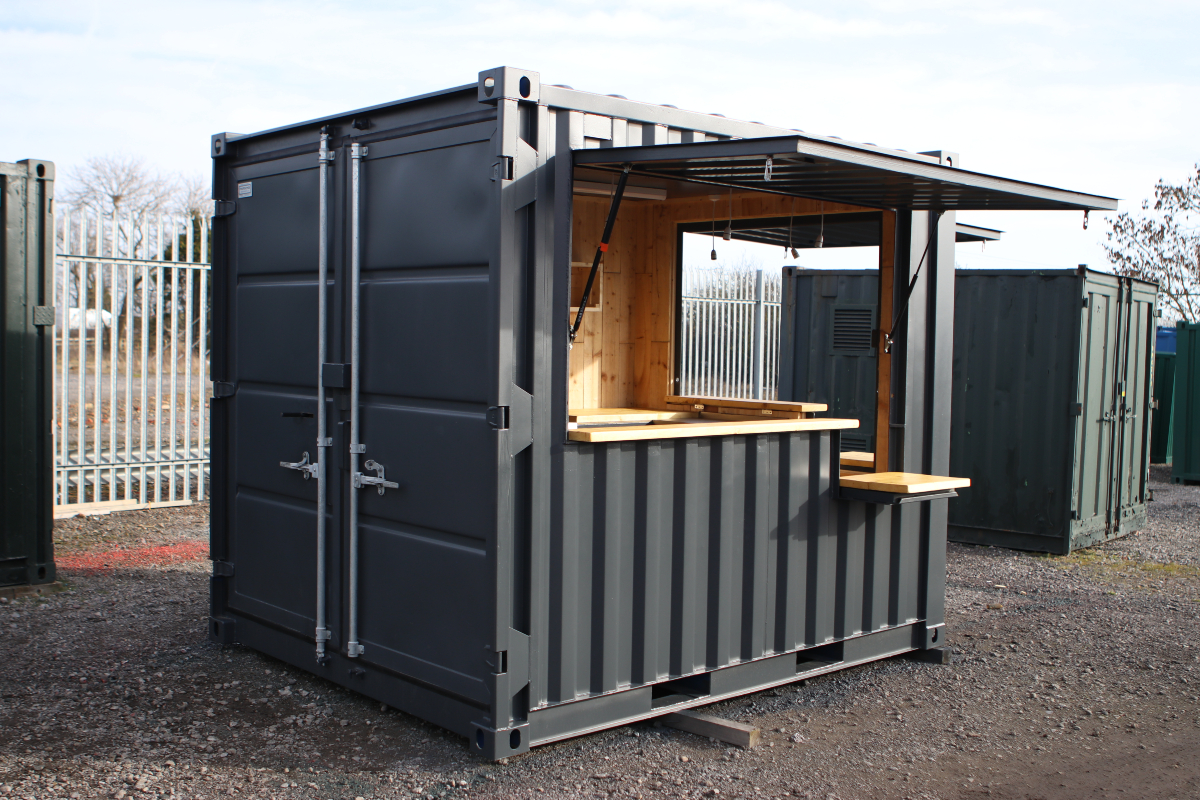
(280, 452, 318, 479)
(353, 459, 399, 495)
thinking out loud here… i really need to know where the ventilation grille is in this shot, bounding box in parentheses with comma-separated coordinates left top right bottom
(840, 434, 870, 453)
(831, 307, 875, 353)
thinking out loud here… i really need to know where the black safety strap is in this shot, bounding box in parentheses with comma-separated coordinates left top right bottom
(569, 165, 632, 347)
(884, 210, 943, 354)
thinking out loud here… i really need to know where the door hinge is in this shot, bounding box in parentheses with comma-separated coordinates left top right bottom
(212, 561, 235, 577)
(491, 157, 514, 182)
(212, 381, 235, 398)
(1082, 297, 1089, 309)
(1070, 403, 1082, 416)
(487, 406, 510, 429)
(213, 200, 237, 217)
(32, 306, 55, 326)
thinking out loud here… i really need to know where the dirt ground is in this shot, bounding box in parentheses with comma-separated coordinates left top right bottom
(1, 468, 1197, 800)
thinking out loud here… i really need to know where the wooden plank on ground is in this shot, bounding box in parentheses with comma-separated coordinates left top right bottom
(839, 471, 970, 494)
(659, 710, 760, 749)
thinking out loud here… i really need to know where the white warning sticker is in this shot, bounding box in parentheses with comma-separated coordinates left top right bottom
(237, 181, 253, 198)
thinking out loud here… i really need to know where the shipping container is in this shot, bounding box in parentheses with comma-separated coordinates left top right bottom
(1151, 352, 1176, 464)
(1171, 322, 1200, 483)
(782, 267, 1156, 554)
(778, 227, 1002, 454)
(208, 67, 1115, 757)
(949, 269, 1155, 553)
(1, 159, 56, 589)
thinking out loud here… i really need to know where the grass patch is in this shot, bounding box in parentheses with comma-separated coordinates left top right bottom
(1048, 549, 1200, 589)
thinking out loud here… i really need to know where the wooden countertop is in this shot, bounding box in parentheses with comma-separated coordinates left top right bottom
(838, 472, 970, 494)
(568, 416, 859, 443)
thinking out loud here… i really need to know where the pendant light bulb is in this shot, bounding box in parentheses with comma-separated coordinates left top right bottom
(710, 196, 720, 261)
(791, 247, 799, 259)
(722, 224, 732, 242)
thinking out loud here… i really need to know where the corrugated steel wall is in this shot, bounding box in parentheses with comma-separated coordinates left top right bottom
(536, 430, 919, 710)
(947, 269, 1153, 553)
(778, 268, 879, 452)
(1172, 324, 1200, 481)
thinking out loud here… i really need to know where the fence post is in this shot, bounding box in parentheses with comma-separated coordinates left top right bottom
(752, 268, 765, 400)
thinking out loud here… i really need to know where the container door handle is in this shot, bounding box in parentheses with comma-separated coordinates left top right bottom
(354, 459, 399, 496)
(280, 451, 317, 480)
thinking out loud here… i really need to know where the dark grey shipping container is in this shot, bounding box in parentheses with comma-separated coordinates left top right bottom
(208, 67, 1115, 757)
(782, 267, 1155, 554)
(1, 159, 56, 589)
(779, 268, 880, 454)
(949, 269, 1155, 553)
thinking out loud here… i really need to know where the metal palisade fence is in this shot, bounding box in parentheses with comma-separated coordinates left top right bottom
(53, 206, 211, 516)
(680, 263, 782, 400)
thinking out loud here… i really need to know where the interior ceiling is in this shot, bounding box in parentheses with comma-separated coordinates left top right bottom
(678, 213, 882, 249)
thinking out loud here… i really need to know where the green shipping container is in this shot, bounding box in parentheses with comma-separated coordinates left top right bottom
(1, 159, 56, 589)
(1170, 323, 1200, 483)
(949, 269, 1156, 554)
(1151, 352, 1175, 464)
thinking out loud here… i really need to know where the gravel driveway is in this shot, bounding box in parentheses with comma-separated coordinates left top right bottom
(1, 468, 1197, 800)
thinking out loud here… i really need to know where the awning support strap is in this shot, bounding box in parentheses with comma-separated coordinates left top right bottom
(884, 210, 943, 355)
(570, 164, 631, 348)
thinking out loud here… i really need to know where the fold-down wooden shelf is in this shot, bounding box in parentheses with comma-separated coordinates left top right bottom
(837, 471, 971, 505)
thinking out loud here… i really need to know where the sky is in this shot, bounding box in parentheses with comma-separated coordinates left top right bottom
(3, 0, 1197, 273)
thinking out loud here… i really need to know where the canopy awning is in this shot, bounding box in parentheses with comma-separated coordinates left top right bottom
(573, 137, 1117, 212)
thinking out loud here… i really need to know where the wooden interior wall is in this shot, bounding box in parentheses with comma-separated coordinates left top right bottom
(568, 190, 875, 411)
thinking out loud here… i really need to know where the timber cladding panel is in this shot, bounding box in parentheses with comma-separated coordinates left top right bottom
(567, 193, 872, 411)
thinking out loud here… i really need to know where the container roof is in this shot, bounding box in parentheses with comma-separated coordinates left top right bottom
(574, 136, 1117, 212)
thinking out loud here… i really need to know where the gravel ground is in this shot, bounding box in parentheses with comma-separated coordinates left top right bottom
(1, 472, 1197, 800)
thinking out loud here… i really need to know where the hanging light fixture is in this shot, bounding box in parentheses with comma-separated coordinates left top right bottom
(710, 196, 719, 260)
(814, 201, 825, 249)
(722, 187, 733, 241)
(787, 198, 798, 259)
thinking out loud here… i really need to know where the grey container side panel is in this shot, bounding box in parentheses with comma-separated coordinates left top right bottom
(0, 160, 56, 588)
(542, 430, 923, 710)
(947, 272, 1084, 552)
(777, 269, 879, 452)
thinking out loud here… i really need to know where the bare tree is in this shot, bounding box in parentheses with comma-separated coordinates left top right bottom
(1105, 166, 1200, 323)
(59, 155, 180, 259)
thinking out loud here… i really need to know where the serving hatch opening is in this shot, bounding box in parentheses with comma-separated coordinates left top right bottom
(565, 137, 1116, 457)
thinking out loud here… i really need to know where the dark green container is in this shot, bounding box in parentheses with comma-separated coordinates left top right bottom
(949, 269, 1155, 554)
(1151, 352, 1175, 464)
(1170, 323, 1200, 483)
(1, 159, 56, 589)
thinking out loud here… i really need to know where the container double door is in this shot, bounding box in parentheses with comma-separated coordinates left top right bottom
(1071, 277, 1153, 542)
(218, 124, 501, 706)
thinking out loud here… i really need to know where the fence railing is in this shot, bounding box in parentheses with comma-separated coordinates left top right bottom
(53, 207, 211, 517)
(679, 265, 781, 401)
